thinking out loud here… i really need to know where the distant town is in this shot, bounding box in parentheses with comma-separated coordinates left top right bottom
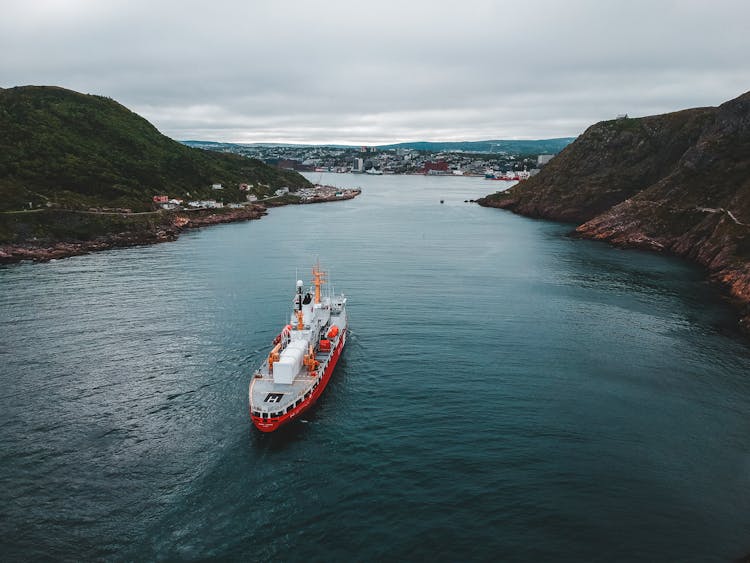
(143, 140, 567, 211)
(183, 141, 561, 179)
(151, 184, 361, 211)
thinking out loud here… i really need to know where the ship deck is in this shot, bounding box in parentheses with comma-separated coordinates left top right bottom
(250, 350, 332, 417)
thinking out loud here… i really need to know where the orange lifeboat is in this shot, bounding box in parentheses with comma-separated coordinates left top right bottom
(327, 326, 339, 338)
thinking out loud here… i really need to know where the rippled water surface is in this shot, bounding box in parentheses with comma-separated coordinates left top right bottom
(2, 173, 750, 561)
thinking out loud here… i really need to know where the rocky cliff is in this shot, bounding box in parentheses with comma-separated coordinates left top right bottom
(0, 205, 268, 263)
(478, 91, 750, 333)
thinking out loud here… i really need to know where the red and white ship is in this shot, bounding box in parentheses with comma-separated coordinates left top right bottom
(249, 264, 348, 432)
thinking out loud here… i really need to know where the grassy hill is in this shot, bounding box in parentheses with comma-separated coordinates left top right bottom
(0, 86, 311, 212)
(478, 108, 715, 222)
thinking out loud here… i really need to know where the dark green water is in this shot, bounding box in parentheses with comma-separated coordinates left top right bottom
(2, 173, 750, 561)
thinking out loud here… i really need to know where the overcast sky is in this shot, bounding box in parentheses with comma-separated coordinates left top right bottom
(2, 0, 749, 145)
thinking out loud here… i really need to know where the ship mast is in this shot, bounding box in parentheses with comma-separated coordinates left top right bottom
(296, 279, 304, 330)
(312, 262, 327, 304)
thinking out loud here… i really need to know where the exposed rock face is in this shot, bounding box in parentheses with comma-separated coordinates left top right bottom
(0, 228, 180, 263)
(478, 91, 750, 334)
(178, 205, 267, 228)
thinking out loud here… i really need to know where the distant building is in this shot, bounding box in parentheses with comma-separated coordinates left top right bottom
(353, 158, 364, 173)
(616, 113, 628, 120)
(212, 183, 223, 190)
(246, 194, 258, 202)
(188, 199, 223, 209)
(239, 183, 252, 191)
(537, 154, 554, 166)
(421, 161, 450, 175)
(153, 195, 168, 204)
(274, 187, 290, 196)
(160, 198, 183, 210)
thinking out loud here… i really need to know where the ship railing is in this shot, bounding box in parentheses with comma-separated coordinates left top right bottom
(253, 402, 292, 417)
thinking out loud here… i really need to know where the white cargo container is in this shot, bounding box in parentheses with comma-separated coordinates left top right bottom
(272, 340, 307, 384)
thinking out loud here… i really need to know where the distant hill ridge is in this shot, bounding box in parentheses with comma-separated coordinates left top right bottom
(479, 90, 750, 334)
(0, 85, 310, 212)
(376, 138, 575, 154)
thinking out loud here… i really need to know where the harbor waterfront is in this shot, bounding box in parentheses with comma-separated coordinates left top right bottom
(2, 172, 750, 560)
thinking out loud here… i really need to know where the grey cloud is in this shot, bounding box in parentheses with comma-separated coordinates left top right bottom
(2, 0, 749, 143)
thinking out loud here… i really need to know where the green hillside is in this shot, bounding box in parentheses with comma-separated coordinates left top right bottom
(0, 86, 311, 212)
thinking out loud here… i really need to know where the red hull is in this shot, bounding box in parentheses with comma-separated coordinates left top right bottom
(250, 328, 346, 432)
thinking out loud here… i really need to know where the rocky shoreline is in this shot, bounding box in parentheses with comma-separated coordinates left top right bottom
(0, 192, 359, 265)
(573, 202, 750, 335)
(264, 188, 361, 207)
(480, 195, 750, 335)
(477, 91, 750, 337)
